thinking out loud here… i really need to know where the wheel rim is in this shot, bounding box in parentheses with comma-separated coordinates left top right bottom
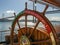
(10, 9, 56, 45)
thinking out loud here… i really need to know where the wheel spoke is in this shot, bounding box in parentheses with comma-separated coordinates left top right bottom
(14, 13, 21, 29)
(30, 39, 51, 44)
(25, 15, 27, 35)
(18, 29, 24, 35)
(17, 20, 20, 29)
(28, 21, 40, 38)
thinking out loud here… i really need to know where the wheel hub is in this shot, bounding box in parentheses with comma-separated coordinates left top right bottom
(20, 35, 30, 45)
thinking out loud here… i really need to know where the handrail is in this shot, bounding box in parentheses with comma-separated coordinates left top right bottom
(0, 29, 18, 43)
(0, 30, 10, 32)
(0, 30, 10, 42)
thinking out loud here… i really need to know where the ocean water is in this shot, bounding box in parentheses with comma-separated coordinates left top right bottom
(0, 21, 60, 42)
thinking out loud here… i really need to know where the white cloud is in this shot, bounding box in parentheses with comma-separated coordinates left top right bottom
(50, 17, 60, 21)
(6, 10, 15, 13)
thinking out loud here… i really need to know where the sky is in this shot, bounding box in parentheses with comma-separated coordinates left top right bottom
(0, 0, 60, 21)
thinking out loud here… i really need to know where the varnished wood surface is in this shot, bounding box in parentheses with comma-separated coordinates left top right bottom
(6, 27, 60, 45)
(18, 27, 51, 45)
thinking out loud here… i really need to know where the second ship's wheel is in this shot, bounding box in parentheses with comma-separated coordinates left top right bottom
(10, 9, 56, 45)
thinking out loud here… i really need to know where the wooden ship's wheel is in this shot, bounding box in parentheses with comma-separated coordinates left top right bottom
(10, 2, 57, 45)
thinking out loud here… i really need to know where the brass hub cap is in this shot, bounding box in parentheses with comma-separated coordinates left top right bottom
(20, 35, 30, 45)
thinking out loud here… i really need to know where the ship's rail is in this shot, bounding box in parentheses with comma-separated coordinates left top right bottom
(0, 29, 19, 44)
(0, 30, 11, 43)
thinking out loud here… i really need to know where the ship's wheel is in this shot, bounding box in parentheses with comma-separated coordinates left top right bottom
(10, 3, 57, 45)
